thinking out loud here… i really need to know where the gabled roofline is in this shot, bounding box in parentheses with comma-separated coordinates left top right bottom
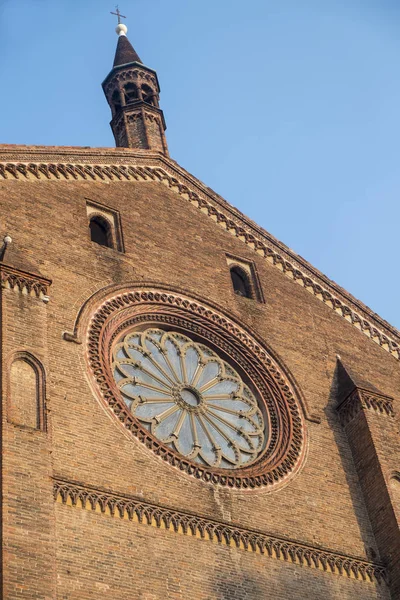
(0, 143, 398, 361)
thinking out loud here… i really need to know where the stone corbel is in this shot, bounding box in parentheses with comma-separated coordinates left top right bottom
(337, 387, 395, 427)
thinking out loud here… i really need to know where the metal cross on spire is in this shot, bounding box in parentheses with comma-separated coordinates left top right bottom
(111, 5, 126, 25)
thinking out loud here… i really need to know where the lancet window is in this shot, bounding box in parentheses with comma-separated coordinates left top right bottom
(142, 84, 155, 106)
(124, 82, 139, 104)
(230, 266, 252, 298)
(89, 216, 113, 248)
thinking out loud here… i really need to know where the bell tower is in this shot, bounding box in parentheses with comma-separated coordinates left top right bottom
(102, 21, 169, 155)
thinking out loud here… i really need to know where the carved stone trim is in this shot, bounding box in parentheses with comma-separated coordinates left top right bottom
(0, 264, 51, 299)
(126, 113, 143, 123)
(87, 288, 305, 489)
(144, 112, 161, 124)
(0, 157, 399, 361)
(53, 478, 387, 584)
(337, 388, 395, 427)
(103, 68, 158, 97)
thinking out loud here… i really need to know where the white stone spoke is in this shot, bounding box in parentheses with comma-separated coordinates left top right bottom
(203, 413, 235, 443)
(137, 365, 171, 390)
(209, 409, 256, 440)
(190, 360, 205, 387)
(206, 404, 242, 417)
(202, 394, 233, 400)
(162, 352, 182, 384)
(145, 353, 177, 386)
(134, 401, 175, 423)
(198, 376, 220, 393)
(153, 404, 180, 424)
(172, 409, 187, 438)
(203, 415, 242, 465)
(197, 414, 218, 448)
(140, 397, 175, 403)
(132, 381, 172, 396)
(197, 415, 222, 467)
(190, 412, 199, 447)
(180, 352, 188, 384)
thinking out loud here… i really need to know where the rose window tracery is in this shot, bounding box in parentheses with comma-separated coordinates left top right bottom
(112, 329, 267, 469)
(86, 288, 305, 488)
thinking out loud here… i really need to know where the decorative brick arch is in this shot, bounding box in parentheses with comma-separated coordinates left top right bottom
(85, 286, 307, 489)
(7, 351, 47, 431)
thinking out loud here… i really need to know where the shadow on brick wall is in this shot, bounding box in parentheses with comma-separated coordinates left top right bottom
(326, 364, 379, 559)
(213, 564, 338, 600)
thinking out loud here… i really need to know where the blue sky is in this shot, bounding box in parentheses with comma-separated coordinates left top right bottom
(0, 0, 399, 328)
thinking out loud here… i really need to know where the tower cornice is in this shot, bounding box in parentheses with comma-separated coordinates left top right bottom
(102, 62, 161, 93)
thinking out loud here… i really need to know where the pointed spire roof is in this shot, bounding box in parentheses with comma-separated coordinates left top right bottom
(113, 24, 142, 67)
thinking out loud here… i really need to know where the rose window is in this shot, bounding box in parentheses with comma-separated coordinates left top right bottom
(112, 328, 267, 469)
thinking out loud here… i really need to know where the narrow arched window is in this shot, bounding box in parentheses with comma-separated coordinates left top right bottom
(142, 84, 155, 106)
(112, 89, 122, 114)
(125, 82, 138, 104)
(89, 216, 113, 248)
(9, 354, 46, 431)
(230, 266, 251, 298)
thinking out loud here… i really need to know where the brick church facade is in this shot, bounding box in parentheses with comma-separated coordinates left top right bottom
(0, 20, 399, 600)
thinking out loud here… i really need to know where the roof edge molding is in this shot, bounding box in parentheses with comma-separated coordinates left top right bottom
(0, 147, 398, 362)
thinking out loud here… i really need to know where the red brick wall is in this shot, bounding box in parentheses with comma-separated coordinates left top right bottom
(1, 164, 399, 598)
(1, 288, 56, 599)
(54, 505, 389, 600)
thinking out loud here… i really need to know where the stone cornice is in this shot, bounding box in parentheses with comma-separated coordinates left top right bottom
(53, 478, 387, 584)
(337, 387, 395, 427)
(0, 263, 51, 299)
(0, 146, 399, 361)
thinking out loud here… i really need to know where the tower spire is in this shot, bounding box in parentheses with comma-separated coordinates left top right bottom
(102, 14, 168, 155)
(113, 22, 142, 66)
(110, 6, 142, 65)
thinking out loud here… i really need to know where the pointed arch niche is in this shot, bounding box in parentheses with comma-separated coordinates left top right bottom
(8, 352, 46, 431)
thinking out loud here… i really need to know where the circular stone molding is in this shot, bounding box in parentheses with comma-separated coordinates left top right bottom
(87, 288, 305, 489)
(113, 328, 267, 470)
